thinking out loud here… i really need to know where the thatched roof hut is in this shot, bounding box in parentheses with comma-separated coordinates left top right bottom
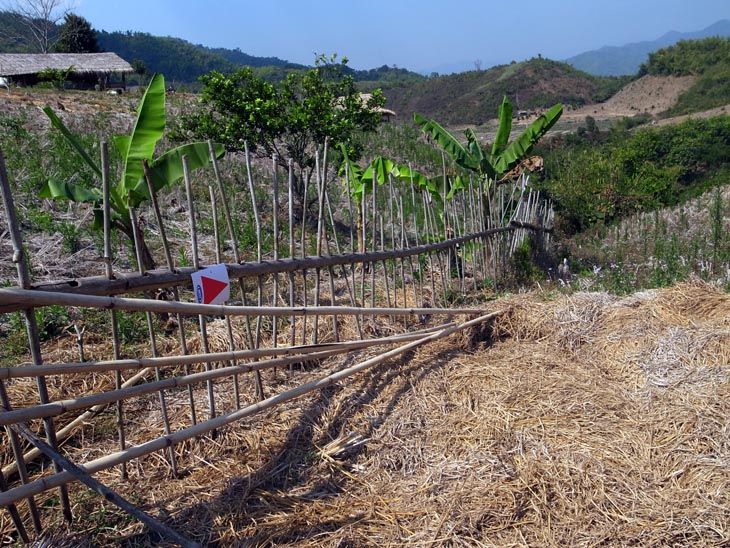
(0, 52, 133, 88)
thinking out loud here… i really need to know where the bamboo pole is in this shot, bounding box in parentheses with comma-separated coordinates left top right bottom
(422, 192, 438, 306)
(105, 144, 129, 478)
(205, 155, 242, 409)
(0, 148, 72, 523)
(313, 150, 324, 344)
(244, 143, 264, 353)
(370, 174, 376, 308)
(183, 156, 217, 425)
(0, 379, 41, 534)
(0, 311, 503, 508)
(209, 141, 260, 402)
(325, 188, 361, 339)
(8, 421, 200, 548)
(286, 160, 297, 347)
(271, 155, 280, 349)
(0, 287, 487, 318)
(0, 326, 453, 380)
(129, 206, 179, 478)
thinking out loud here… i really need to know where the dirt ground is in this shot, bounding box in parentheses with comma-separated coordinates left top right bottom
(2, 280, 729, 547)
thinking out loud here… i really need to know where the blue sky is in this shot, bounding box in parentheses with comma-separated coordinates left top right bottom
(74, 0, 728, 73)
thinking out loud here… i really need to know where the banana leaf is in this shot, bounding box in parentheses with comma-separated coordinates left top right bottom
(491, 96, 513, 157)
(119, 73, 166, 192)
(42, 106, 101, 178)
(493, 103, 562, 176)
(414, 113, 480, 172)
(130, 141, 225, 204)
(39, 178, 102, 203)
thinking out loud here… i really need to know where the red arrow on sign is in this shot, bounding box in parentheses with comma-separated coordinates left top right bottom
(201, 275, 228, 304)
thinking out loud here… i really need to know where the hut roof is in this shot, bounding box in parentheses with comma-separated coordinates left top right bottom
(0, 53, 133, 76)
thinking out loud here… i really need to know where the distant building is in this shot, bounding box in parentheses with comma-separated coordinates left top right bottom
(359, 93, 397, 122)
(0, 52, 134, 89)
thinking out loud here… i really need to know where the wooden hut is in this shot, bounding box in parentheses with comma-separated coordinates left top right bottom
(0, 52, 134, 89)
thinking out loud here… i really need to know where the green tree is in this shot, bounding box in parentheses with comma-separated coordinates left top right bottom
(175, 54, 386, 208)
(53, 13, 99, 53)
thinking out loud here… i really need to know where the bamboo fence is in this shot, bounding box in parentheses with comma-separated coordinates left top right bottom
(0, 142, 551, 545)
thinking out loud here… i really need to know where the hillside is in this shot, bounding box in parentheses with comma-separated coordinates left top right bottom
(382, 58, 629, 125)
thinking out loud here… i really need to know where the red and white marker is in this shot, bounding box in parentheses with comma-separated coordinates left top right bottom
(191, 264, 230, 305)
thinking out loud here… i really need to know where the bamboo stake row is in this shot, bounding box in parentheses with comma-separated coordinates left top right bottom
(0, 227, 515, 312)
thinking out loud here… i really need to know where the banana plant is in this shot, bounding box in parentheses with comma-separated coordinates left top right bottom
(414, 95, 563, 189)
(39, 73, 225, 269)
(339, 145, 437, 252)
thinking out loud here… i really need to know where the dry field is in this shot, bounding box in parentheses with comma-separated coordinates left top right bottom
(3, 280, 728, 547)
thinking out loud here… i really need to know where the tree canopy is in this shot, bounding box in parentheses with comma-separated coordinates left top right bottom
(53, 13, 99, 53)
(174, 55, 386, 204)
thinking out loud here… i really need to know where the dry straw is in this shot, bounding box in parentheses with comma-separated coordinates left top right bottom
(3, 281, 729, 547)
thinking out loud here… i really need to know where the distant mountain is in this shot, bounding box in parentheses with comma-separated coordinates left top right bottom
(565, 19, 730, 76)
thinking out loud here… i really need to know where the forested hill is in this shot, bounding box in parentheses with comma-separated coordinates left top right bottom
(96, 30, 309, 84)
(382, 58, 632, 126)
(0, 10, 425, 89)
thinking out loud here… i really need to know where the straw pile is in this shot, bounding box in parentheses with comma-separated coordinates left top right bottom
(6, 280, 730, 547)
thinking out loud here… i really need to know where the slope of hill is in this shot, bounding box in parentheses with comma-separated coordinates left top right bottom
(565, 19, 730, 76)
(382, 58, 630, 126)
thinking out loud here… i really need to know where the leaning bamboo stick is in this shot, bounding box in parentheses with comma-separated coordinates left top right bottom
(104, 143, 129, 479)
(210, 141, 261, 401)
(206, 157, 241, 409)
(9, 420, 200, 548)
(324, 189, 360, 339)
(149, 157, 197, 425)
(129, 206, 179, 478)
(0, 148, 72, 523)
(271, 154, 280, 348)
(0, 311, 503, 508)
(243, 145, 264, 353)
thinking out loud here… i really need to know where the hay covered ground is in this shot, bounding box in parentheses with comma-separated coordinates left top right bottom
(6, 281, 730, 547)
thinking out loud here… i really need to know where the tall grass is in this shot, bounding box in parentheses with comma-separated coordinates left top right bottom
(569, 176, 730, 293)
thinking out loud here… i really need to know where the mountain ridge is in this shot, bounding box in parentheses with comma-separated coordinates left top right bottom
(565, 19, 730, 76)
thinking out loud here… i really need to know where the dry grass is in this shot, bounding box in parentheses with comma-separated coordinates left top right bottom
(2, 280, 730, 547)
